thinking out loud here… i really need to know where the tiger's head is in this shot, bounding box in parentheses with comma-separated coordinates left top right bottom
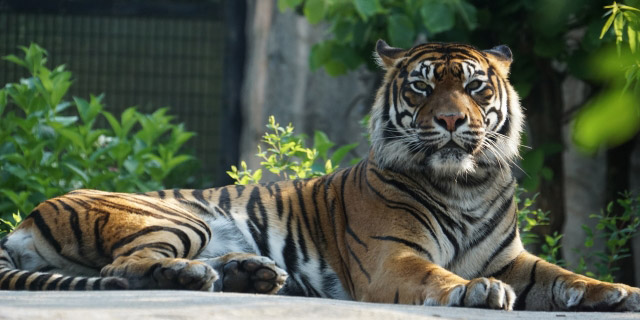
(369, 40, 523, 177)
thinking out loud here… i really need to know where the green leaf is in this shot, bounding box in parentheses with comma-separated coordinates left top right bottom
(121, 107, 139, 137)
(313, 131, 335, 160)
(2, 54, 27, 68)
(330, 143, 359, 165)
(102, 111, 122, 137)
(628, 25, 637, 53)
(0, 89, 6, 117)
(354, 0, 383, 20)
(601, 11, 617, 39)
(310, 42, 332, 71)
(573, 90, 640, 152)
(614, 12, 626, 45)
(455, 1, 478, 30)
(166, 154, 194, 171)
(324, 60, 348, 76)
(277, 0, 303, 12)
(387, 14, 415, 49)
(64, 163, 90, 184)
(420, 2, 455, 34)
(303, 0, 326, 24)
(56, 128, 85, 150)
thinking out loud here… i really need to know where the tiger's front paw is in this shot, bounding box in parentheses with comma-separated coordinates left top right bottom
(153, 259, 218, 291)
(424, 277, 516, 310)
(554, 278, 640, 311)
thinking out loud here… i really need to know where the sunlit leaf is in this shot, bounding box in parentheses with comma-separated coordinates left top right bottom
(573, 90, 640, 152)
(303, 0, 325, 24)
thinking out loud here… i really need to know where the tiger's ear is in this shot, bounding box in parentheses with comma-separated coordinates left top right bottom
(375, 39, 406, 69)
(484, 45, 513, 76)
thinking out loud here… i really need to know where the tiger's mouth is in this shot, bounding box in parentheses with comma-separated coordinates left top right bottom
(439, 140, 465, 151)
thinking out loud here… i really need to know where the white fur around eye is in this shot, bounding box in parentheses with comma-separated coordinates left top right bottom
(410, 82, 431, 96)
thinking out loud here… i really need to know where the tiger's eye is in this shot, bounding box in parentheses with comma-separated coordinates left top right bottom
(411, 81, 429, 93)
(466, 80, 482, 91)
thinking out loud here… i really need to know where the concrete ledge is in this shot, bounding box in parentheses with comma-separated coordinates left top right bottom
(0, 291, 638, 320)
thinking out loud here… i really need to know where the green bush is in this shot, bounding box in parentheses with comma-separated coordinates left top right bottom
(0, 44, 196, 236)
(575, 193, 640, 282)
(228, 115, 358, 184)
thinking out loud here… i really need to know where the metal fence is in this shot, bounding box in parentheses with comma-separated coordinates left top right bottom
(0, 0, 240, 186)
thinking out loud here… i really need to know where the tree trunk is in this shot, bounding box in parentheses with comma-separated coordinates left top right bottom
(525, 60, 566, 251)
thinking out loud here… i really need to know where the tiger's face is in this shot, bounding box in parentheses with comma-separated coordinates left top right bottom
(369, 40, 523, 177)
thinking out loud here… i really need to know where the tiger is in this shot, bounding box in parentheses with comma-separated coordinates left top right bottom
(0, 39, 639, 312)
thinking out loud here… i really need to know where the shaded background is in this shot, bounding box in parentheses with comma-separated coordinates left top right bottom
(1, 0, 639, 286)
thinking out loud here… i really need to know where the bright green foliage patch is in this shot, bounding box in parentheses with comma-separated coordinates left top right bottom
(227, 116, 358, 184)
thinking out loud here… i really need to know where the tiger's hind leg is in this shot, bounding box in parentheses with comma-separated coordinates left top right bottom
(101, 248, 218, 291)
(200, 253, 288, 294)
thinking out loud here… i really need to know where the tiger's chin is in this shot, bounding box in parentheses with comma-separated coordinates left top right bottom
(426, 148, 477, 177)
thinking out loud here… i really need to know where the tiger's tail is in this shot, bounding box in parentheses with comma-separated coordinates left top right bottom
(0, 239, 128, 290)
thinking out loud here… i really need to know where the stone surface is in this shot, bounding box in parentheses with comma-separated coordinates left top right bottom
(0, 291, 639, 320)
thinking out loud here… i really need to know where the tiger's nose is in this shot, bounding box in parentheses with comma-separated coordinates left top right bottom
(435, 113, 466, 132)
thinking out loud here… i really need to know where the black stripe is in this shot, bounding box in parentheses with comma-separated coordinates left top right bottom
(172, 189, 184, 199)
(116, 242, 179, 259)
(0, 270, 20, 289)
(235, 185, 245, 197)
(14, 271, 33, 290)
(246, 187, 270, 257)
(296, 215, 309, 262)
(293, 180, 315, 251)
(218, 188, 231, 213)
(93, 279, 101, 290)
(300, 274, 321, 297)
(192, 189, 209, 207)
(29, 210, 62, 252)
(85, 196, 210, 251)
(346, 244, 370, 283)
(282, 200, 298, 274)
(481, 217, 518, 272)
(274, 184, 284, 219)
(93, 212, 110, 260)
(0, 268, 13, 279)
(488, 257, 516, 278)
(371, 168, 462, 257)
(339, 168, 367, 249)
(157, 190, 166, 199)
(514, 260, 539, 310)
(323, 171, 356, 296)
(310, 180, 328, 252)
(58, 277, 74, 290)
(28, 273, 52, 290)
(45, 275, 64, 290)
(111, 226, 191, 258)
(59, 200, 85, 260)
(73, 278, 88, 290)
(371, 236, 433, 261)
(364, 176, 440, 250)
(394, 289, 400, 304)
(100, 195, 211, 238)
